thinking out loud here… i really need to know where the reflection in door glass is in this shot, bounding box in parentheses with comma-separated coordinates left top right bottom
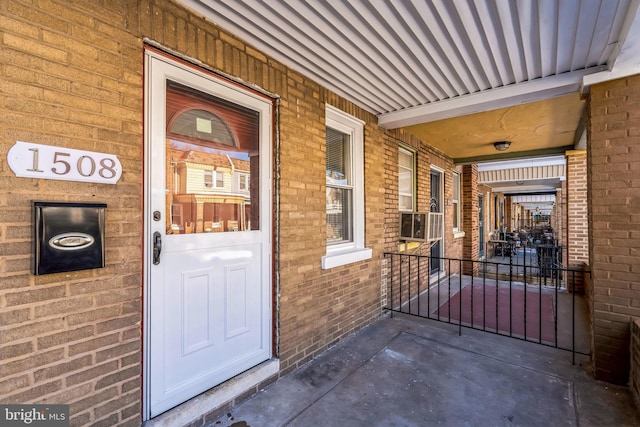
(165, 81, 260, 234)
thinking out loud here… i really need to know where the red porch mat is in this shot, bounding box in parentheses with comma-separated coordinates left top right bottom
(437, 283, 556, 343)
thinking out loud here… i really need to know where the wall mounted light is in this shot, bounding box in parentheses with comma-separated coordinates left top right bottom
(493, 141, 511, 151)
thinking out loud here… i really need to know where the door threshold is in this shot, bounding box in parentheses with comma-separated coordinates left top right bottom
(144, 359, 280, 427)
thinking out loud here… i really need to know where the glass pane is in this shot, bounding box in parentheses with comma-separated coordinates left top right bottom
(169, 109, 235, 146)
(453, 173, 460, 200)
(165, 81, 260, 234)
(453, 201, 459, 229)
(399, 149, 414, 211)
(326, 186, 352, 244)
(399, 149, 413, 168)
(399, 166, 412, 207)
(399, 194, 413, 211)
(326, 128, 351, 185)
(399, 168, 412, 190)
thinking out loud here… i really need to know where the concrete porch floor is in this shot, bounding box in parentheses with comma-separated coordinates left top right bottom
(205, 314, 639, 427)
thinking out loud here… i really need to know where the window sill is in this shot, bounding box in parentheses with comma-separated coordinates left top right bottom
(322, 247, 372, 269)
(453, 231, 466, 239)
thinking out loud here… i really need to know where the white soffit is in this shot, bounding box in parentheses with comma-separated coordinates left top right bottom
(478, 165, 565, 184)
(478, 156, 566, 184)
(513, 195, 556, 203)
(178, 0, 639, 126)
(477, 156, 566, 172)
(513, 195, 556, 215)
(379, 69, 599, 128)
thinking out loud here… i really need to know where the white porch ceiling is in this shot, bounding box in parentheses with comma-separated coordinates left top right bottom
(179, 0, 640, 160)
(512, 194, 556, 215)
(478, 156, 565, 194)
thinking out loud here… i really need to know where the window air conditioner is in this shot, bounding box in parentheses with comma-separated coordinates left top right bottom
(399, 211, 444, 242)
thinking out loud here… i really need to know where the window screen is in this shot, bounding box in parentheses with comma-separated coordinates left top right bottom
(326, 128, 352, 244)
(215, 171, 224, 188)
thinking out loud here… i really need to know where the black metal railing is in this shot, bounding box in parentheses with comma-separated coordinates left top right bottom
(383, 252, 591, 364)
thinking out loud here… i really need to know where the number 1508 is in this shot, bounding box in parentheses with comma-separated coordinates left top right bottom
(28, 148, 118, 179)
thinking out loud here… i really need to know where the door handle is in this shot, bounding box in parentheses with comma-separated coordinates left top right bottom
(153, 231, 162, 265)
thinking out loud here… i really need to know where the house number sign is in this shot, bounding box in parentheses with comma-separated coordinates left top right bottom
(7, 141, 122, 185)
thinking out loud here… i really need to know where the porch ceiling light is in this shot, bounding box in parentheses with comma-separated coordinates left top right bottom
(493, 141, 511, 151)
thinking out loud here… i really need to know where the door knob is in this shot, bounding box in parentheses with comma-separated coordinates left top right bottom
(153, 231, 162, 265)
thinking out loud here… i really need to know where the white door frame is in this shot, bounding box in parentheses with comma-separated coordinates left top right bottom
(430, 165, 445, 274)
(141, 48, 273, 420)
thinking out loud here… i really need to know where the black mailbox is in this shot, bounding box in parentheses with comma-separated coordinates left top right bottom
(33, 201, 107, 275)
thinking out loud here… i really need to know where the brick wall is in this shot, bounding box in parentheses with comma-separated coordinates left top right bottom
(380, 130, 462, 311)
(587, 73, 640, 384)
(462, 164, 478, 274)
(382, 129, 459, 255)
(0, 1, 463, 425)
(276, 86, 386, 374)
(550, 192, 559, 238)
(477, 185, 491, 256)
(0, 1, 144, 426)
(558, 184, 567, 266)
(566, 152, 588, 266)
(565, 151, 588, 293)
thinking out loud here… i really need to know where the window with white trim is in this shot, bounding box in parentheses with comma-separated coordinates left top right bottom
(398, 147, 415, 211)
(215, 170, 224, 188)
(326, 128, 352, 244)
(452, 171, 461, 232)
(204, 170, 224, 189)
(322, 105, 371, 269)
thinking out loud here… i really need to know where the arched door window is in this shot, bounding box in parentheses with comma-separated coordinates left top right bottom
(168, 108, 236, 147)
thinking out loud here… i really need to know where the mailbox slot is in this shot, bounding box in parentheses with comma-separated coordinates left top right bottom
(33, 201, 107, 275)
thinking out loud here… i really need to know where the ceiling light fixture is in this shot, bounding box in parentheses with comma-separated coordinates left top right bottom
(493, 141, 511, 151)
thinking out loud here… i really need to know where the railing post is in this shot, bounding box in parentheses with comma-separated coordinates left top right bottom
(572, 269, 576, 365)
(417, 255, 421, 317)
(483, 258, 486, 331)
(436, 254, 441, 320)
(554, 267, 559, 348)
(539, 276, 542, 344)
(470, 260, 474, 329)
(447, 258, 452, 323)
(408, 254, 412, 315)
(427, 254, 431, 319)
(524, 249, 527, 341)
(390, 254, 394, 318)
(495, 262, 499, 335)
(459, 259, 462, 336)
(509, 254, 513, 337)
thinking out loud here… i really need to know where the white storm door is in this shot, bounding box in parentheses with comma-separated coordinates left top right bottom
(145, 51, 272, 417)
